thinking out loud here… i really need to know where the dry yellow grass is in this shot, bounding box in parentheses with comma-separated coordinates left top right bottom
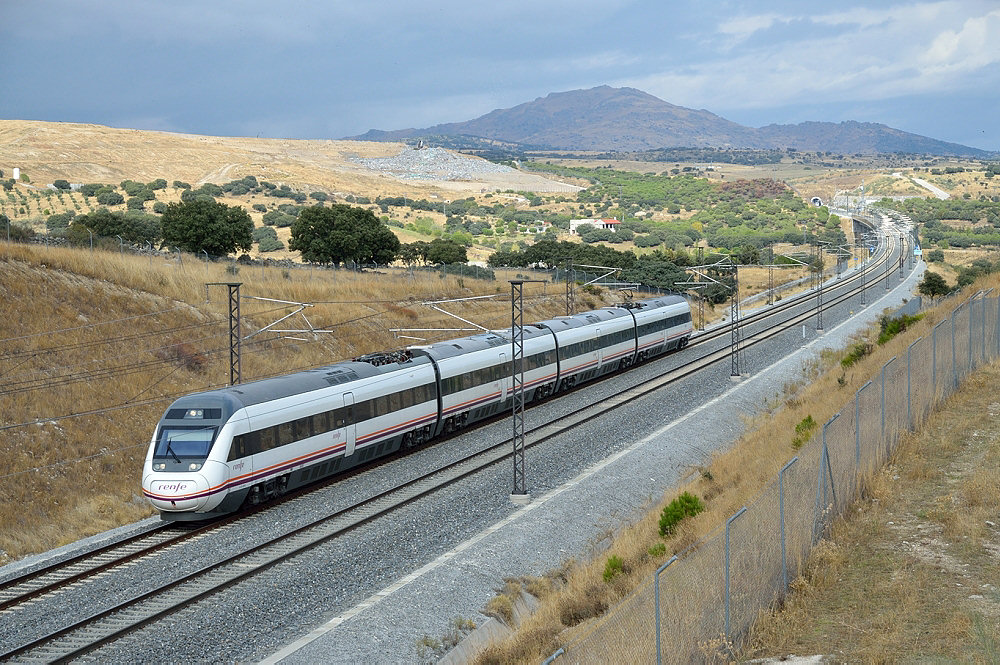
(473, 271, 1000, 664)
(741, 364, 1000, 661)
(0, 119, 574, 207)
(0, 240, 595, 562)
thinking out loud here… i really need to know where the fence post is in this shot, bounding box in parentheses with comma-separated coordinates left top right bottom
(907, 337, 920, 430)
(724, 506, 748, 644)
(881, 357, 896, 453)
(933, 320, 947, 403)
(855, 381, 871, 471)
(822, 413, 839, 510)
(654, 555, 678, 665)
(779, 458, 798, 591)
(982, 289, 991, 365)
(952, 306, 959, 389)
(969, 293, 976, 373)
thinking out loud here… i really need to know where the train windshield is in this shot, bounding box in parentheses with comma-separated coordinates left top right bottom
(154, 425, 218, 460)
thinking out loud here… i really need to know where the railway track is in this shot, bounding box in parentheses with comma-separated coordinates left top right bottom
(0, 225, 907, 662)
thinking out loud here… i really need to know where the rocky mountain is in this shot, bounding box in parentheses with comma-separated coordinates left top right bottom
(351, 86, 987, 157)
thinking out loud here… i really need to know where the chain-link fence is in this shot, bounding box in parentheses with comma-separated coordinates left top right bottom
(555, 291, 999, 664)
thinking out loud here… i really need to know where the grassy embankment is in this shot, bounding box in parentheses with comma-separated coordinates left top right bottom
(472, 272, 1000, 664)
(741, 362, 1000, 661)
(0, 241, 584, 562)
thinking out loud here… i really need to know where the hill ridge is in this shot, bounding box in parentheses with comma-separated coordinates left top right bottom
(350, 86, 988, 157)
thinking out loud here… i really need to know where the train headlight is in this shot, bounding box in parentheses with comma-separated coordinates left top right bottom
(153, 463, 166, 471)
(188, 462, 203, 471)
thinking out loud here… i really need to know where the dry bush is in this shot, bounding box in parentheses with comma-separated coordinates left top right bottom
(154, 341, 209, 373)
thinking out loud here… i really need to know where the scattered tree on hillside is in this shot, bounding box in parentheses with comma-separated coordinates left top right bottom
(75, 208, 161, 244)
(426, 237, 468, 265)
(96, 191, 124, 206)
(52, 179, 71, 190)
(289, 204, 400, 266)
(161, 199, 253, 256)
(398, 241, 430, 265)
(918, 271, 950, 302)
(65, 221, 93, 247)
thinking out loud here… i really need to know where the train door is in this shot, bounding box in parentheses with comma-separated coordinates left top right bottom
(344, 392, 356, 457)
(594, 327, 602, 367)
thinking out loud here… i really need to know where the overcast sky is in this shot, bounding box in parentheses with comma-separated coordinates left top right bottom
(2, 0, 998, 150)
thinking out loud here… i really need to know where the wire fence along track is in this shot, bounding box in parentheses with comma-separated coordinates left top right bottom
(556, 294, 996, 664)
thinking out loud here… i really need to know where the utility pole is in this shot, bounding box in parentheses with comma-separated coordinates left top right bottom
(564, 258, 574, 316)
(697, 247, 705, 329)
(730, 259, 742, 378)
(767, 243, 774, 305)
(510, 279, 543, 504)
(859, 234, 867, 306)
(815, 242, 829, 332)
(899, 235, 905, 280)
(208, 282, 242, 385)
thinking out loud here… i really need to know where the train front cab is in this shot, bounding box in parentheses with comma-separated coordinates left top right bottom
(143, 396, 241, 519)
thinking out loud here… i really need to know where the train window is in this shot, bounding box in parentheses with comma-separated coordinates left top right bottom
(354, 401, 371, 422)
(388, 391, 401, 411)
(278, 422, 294, 446)
(332, 407, 347, 428)
(294, 417, 311, 440)
(228, 435, 246, 461)
(260, 427, 276, 451)
(313, 411, 329, 434)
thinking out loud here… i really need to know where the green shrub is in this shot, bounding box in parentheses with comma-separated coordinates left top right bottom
(658, 491, 704, 537)
(603, 554, 625, 582)
(792, 415, 817, 449)
(840, 341, 872, 368)
(258, 236, 284, 252)
(877, 313, 924, 345)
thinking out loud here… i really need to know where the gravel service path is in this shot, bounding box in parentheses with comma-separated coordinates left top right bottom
(0, 244, 923, 664)
(911, 177, 950, 200)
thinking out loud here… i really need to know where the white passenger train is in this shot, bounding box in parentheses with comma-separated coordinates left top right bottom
(142, 295, 692, 519)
